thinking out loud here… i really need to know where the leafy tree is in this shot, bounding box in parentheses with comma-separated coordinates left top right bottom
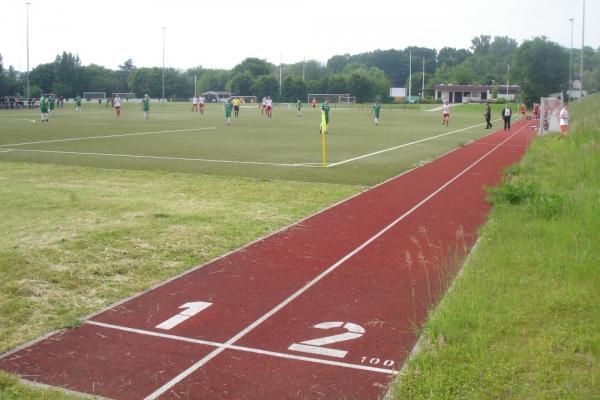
(54, 52, 81, 96)
(231, 58, 274, 77)
(327, 54, 351, 74)
(117, 59, 136, 92)
(0, 53, 5, 94)
(196, 70, 229, 93)
(437, 47, 471, 68)
(282, 76, 306, 102)
(251, 75, 279, 100)
(470, 35, 491, 55)
(328, 74, 348, 94)
(29, 63, 55, 94)
(511, 37, 569, 104)
(228, 71, 254, 95)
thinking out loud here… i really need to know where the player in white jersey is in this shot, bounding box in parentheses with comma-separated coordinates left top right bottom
(191, 96, 198, 112)
(265, 97, 273, 118)
(442, 101, 450, 126)
(114, 95, 122, 117)
(198, 96, 205, 114)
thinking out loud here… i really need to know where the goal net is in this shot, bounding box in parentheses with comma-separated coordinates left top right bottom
(83, 92, 106, 100)
(307, 93, 356, 104)
(111, 93, 137, 101)
(238, 96, 257, 104)
(539, 94, 563, 135)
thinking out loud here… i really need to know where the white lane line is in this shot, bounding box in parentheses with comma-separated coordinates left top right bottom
(86, 321, 396, 375)
(0, 127, 216, 148)
(327, 119, 503, 168)
(4, 148, 322, 168)
(0, 149, 14, 153)
(144, 124, 528, 400)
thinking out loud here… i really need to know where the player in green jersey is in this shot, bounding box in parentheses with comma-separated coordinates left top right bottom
(39, 95, 49, 122)
(224, 101, 233, 125)
(75, 95, 82, 112)
(48, 95, 56, 114)
(372, 101, 381, 126)
(296, 99, 302, 116)
(319, 100, 330, 134)
(142, 94, 150, 119)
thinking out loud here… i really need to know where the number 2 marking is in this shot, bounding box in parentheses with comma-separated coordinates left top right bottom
(288, 321, 365, 358)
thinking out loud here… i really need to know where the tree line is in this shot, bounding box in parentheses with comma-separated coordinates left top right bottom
(1, 35, 599, 104)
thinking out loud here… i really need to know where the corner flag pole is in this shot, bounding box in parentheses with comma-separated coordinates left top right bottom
(321, 110, 328, 166)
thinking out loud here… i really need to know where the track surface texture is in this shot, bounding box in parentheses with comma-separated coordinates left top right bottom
(0, 121, 535, 399)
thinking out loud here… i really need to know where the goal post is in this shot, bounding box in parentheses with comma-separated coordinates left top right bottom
(111, 93, 137, 101)
(539, 93, 563, 135)
(307, 93, 356, 105)
(82, 92, 106, 100)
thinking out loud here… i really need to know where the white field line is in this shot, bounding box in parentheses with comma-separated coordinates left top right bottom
(144, 124, 527, 400)
(3, 148, 322, 168)
(0, 127, 216, 148)
(327, 119, 502, 168)
(0, 118, 37, 123)
(86, 321, 396, 375)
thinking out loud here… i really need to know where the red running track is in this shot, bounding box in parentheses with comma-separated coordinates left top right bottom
(0, 122, 536, 399)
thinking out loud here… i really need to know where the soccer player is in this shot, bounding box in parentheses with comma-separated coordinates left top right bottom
(75, 95, 82, 112)
(39, 94, 49, 122)
(114, 94, 122, 117)
(312, 97, 317, 110)
(519, 102, 526, 120)
(142, 94, 150, 119)
(372, 101, 381, 126)
(320, 99, 330, 134)
(559, 101, 569, 136)
(261, 96, 267, 115)
(296, 98, 302, 116)
(266, 96, 273, 118)
(224, 100, 233, 125)
(191, 96, 198, 112)
(232, 97, 241, 118)
(198, 95, 205, 114)
(48, 95, 56, 114)
(442, 100, 449, 126)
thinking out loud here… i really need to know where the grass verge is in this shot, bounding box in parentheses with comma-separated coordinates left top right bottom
(392, 95, 600, 399)
(0, 163, 362, 399)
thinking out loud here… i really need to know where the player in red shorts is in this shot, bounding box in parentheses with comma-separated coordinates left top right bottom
(312, 97, 317, 110)
(519, 102, 526, 120)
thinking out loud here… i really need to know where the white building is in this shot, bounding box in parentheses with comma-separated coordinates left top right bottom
(433, 84, 521, 103)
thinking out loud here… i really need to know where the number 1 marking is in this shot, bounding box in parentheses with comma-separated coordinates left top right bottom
(288, 321, 365, 358)
(155, 302, 212, 330)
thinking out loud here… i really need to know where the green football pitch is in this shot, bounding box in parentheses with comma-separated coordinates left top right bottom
(0, 102, 499, 185)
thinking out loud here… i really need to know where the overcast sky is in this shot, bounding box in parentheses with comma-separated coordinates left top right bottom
(1, 0, 598, 72)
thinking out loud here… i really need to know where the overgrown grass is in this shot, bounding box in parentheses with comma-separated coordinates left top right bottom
(0, 162, 362, 400)
(392, 95, 600, 399)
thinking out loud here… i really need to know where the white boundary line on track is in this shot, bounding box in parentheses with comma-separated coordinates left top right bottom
(86, 321, 396, 375)
(144, 124, 528, 400)
(327, 119, 502, 168)
(0, 127, 216, 148)
(2, 148, 323, 168)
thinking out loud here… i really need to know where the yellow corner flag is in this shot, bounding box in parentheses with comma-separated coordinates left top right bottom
(321, 111, 327, 166)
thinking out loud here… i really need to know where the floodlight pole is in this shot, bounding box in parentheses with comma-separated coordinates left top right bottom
(162, 27, 166, 102)
(579, 0, 585, 99)
(421, 57, 425, 100)
(26, 2, 31, 102)
(505, 64, 510, 104)
(408, 51, 412, 100)
(302, 58, 305, 82)
(569, 18, 574, 93)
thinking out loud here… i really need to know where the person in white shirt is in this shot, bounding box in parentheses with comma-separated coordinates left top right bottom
(261, 96, 267, 115)
(191, 96, 198, 112)
(266, 96, 273, 118)
(442, 101, 450, 126)
(198, 96, 205, 114)
(114, 95, 122, 117)
(559, 102, 569, 136)
(502, 105, 512, 130)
